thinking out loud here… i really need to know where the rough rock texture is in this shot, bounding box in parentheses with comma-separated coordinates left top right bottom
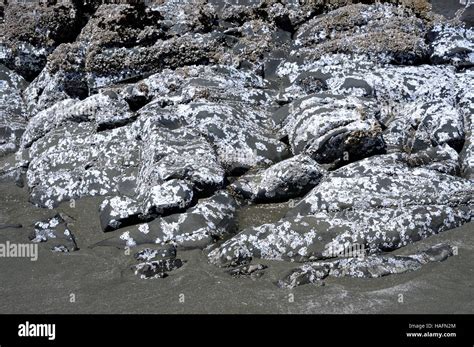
(277, 243, 456, 288)
(97, 191, 238, 250)
(29, 213, 79, 252)
(208, 150, 472, 266)
(274, 93, 386, 166)
(0, 0, 87, 80)
(1, 1, 472, 287)
(230, 154, 326, 202)
(132, 245, 183, 279)
(0, 65, 28, 157)
(294, 4, 431, 64)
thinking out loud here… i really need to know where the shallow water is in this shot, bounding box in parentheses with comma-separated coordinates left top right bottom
(0, 0, 473, 314)
(0, 181, 472, 314)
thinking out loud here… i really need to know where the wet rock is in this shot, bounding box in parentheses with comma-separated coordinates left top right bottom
(134, 245, 177, 262)
(0, 152, 28, 187)
(97, 191, 238, 250)
(289, 152, 472, 216)
(147, 102, 289, 174)
(277, 243, 456, 288)
(459, 85, 474, 179)
(208, 152, 472, 266)
(99, 196, 145, 232)
(51, 245, 70, 253)
(3, 0, 472, 283)
(277, 264, 329, 289)
(230, 154, 326, 202)
(135, 122, 225, 197)
(405, 144, 460, 176)
(133, 258, 183, 279)
(383, 100, 465, 153)
(30, 214, 79, 251)
(25, 122, 140, 208)
(21, 91, 135, 148)
(0, 65, 28, 157)
(226, 263, 267, 279)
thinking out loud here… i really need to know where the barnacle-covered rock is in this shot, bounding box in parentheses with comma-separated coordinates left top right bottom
(383, 100, 465, 153)
(21, 91, 135, 148)
(277, 243, 456, 288)
(230, 154, 326, 202)
(208, 205, 470, 267)
(25, 122, 141, 208)
(274, 93, 385, 166)
(208, 151, 472, 265)
(97, 191, 238, 250)
(294, 4, 430, 64)
(0, 65, 28, 157)
(289, 152, 472, 216)
(429, 24, 474, 68)
(133, 258, 183, 279)
(29, 214, 79, 252)
(0, 0, 85, 80)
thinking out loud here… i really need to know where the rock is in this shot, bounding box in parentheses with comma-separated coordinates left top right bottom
(2, 0, 472, 286)
(132, 99, 290, 175)
(294, 4, 430, 64)
(0, 0, 86, 80)
(289, 152, 472, 216)
(0, 152, 28, 187)
(208, 152, 472, 266)
(133, 245, 177, 262)
(97, 191, 238, 250)
(25, 122, 140, 208)
(275, 93, 385, 166)
(277, 264, 329, 289)
(383, 100, 465, 153)
(230, 154, 326, 202)
(29, 214, 79, 251)
(459, 84, 474, 179)
(132, 258, 183, 279)
(226, 263, 267, 278)
(111, 64, 275, 111)
(405, 144, 460, 176)
(99, 196, 145, 232)
(51, 245, 70, 253)
(277, 243, 456, 288)
(429, 24, 474, 68)
(21, 91, 135, 148)
(0, 65, 28, 157)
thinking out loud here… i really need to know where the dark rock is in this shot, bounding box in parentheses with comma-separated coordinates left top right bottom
(226, 263, 267, 278)
(0, 65, 28, 157)
(0, 0, 86, 80)
(133, 245, 177, 262)
(429, 24, 473, 68)
(132, 258, 183, 279)
(97, 191, 238, 250)
(294, 4, 430, 64)
(277, 243, 456, 288)
(208, 151, 472, 266)
(230, 154, 326, 202)
(275, 93, 385, 166)
(30, 214, 79, 251)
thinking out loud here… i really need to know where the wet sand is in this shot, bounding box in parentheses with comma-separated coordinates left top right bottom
(0, 0, 473, 315)
(0, 181, 472, 314)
